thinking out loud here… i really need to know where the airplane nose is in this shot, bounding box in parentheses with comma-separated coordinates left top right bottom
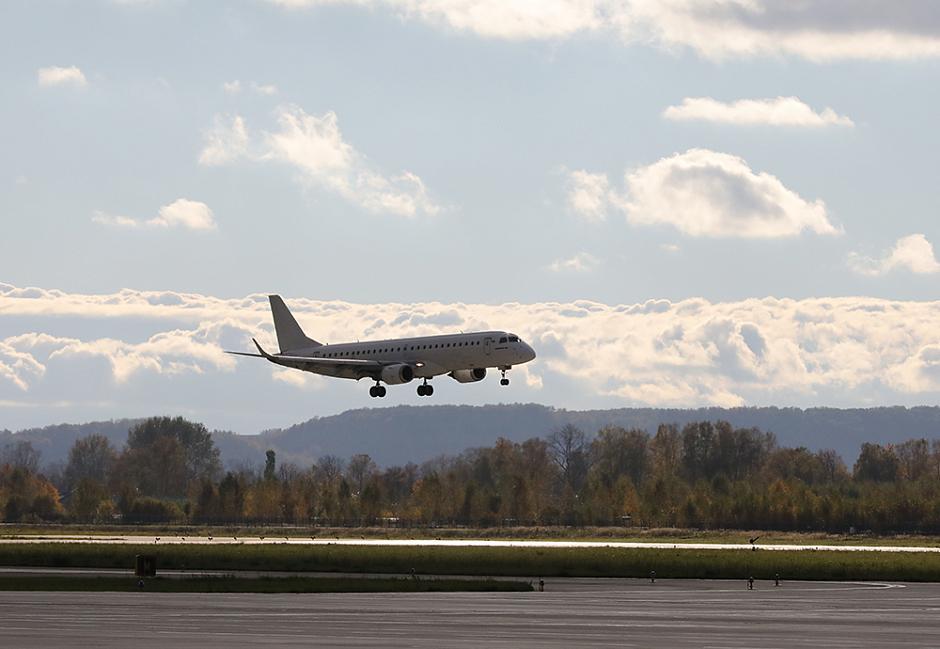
(524, 343, 536, 362)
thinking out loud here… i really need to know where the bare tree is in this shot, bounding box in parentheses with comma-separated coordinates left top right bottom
(347, 454, 377, 496)
(1, 440, 40, 473)
(547, 424, 588, 492)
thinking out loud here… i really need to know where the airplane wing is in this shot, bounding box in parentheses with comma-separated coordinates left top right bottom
(227, 339, 391, 380)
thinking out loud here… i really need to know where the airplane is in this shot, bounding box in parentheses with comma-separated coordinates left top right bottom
(227, 295, 536, 398)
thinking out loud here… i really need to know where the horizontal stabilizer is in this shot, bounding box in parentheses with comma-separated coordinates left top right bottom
(225, 350, 263, 358)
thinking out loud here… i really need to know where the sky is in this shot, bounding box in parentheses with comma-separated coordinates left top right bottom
(2, 0, 940, 434)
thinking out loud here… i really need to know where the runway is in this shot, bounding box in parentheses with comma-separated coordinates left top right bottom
(1, 579, 937, 648)
(3, 533, 940, 553)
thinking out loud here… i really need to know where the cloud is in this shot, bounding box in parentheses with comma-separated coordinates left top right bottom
(548, 252, 600, 273)
(6, 283, 940, 412)
(569, 149, 839, 239)
(251, 82, 278, 96)
(566, 170, 609, 222)
(199, 115, 249, 166)
(92, 199, 217, 231)
(222, 80, 278, 96)
(849, 234, 940, 276)
(268, 0, 604, 39)
(266, 1, 940, 61)
(37, 66, 87, 88)
(200, 105, 439, 217)
(618, 149, 839, 238)
(0, 340, 46, 391)
(663, 97, 854, 127)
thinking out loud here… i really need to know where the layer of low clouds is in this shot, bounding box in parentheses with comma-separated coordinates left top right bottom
(567, 149, 839, 239)
(4, 283, 940, 420)
(199, 105, 439, 217)
(849, 234, 940, 276)
(663, 97, 854, 128)
(37, 66, 87, 88)
(268, 0, 940, 61)
(92, 199, 217, 231)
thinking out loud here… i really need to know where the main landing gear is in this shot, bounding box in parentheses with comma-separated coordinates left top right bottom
(369, 383, 387, 398)
(417, 380, 434, 397)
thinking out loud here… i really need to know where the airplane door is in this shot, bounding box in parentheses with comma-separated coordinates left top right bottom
(484, 337, 492, 356)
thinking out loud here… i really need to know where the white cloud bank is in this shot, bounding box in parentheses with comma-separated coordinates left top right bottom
(663, 97, 854, 128)
(267, 0, 940, 61)
(37, 66, 87, 88)
(199, 105, 439, 217)
(93, 199, 217, 231)
(849, 234, 940, 276)
(567, 149, 839, 239)
(4, 283, 940, 410)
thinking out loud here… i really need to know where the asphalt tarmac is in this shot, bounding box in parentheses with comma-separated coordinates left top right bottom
(2, 578, 939, 648)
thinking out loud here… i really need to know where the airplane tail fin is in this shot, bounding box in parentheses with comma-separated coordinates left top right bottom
(269, 295, 322, 352)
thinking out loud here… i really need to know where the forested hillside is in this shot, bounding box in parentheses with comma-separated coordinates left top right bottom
(3, 416, 940, 532)
(5, 404, 940, 469)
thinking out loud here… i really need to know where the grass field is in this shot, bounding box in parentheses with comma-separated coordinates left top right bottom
(0, 574, 532, 593)
(3, 524, 938, 547)
(4, 542, 940, 581)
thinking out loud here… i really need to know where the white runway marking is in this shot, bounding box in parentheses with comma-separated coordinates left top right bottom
(2, 534, 940, 553)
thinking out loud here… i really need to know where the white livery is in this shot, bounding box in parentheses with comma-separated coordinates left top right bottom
(228, 295, 536, 398)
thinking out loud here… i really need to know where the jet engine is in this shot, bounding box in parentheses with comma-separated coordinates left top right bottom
(381, 364, 414, 385)
(449, 368, 486, 383)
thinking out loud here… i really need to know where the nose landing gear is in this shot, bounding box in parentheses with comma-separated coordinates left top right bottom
(369, 384, 387, 398)
(417, 380, 434, 397)
(500, 368, 510, 386)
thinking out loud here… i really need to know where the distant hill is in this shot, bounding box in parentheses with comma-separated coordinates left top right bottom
(0, 419, 263, 470)
(5, 405, 940, 470)
(255, 404, 940, 467)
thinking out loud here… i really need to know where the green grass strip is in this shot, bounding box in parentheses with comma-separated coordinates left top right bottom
(4, 542, 940, 581)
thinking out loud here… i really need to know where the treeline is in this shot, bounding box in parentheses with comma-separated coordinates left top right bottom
(2, 417, 940, 532)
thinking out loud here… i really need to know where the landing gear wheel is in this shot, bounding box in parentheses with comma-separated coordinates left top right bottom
(417, 381, 433, 397)
(377, 385, 387, 398)
(369, 386, 378, 398)
(500, 378, 509, 386)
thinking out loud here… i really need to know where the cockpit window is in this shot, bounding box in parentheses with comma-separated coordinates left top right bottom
(499, 337, 507, 343)
(508, 335, 519, 342)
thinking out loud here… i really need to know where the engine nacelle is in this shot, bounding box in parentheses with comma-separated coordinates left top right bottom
(381, 363, 414, 385)
(449, 368, 486, 383)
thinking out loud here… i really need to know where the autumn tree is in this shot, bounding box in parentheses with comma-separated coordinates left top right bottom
(120, 417, 221, 498)
(65, 434, 116, 490)
(854, 443, 900, 482)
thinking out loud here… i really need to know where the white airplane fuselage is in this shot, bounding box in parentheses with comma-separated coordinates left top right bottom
(229, 295, 536, 398)
(286, 331, 535, 380)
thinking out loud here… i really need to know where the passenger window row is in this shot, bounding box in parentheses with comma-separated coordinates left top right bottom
(319, 340, 482, 359)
